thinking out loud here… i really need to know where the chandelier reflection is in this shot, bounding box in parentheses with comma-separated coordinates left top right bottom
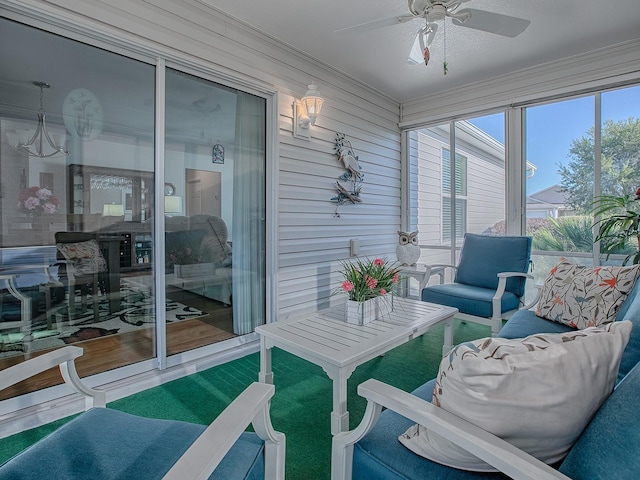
(12, 81, 68, 158)
(90, 174, 133, 190)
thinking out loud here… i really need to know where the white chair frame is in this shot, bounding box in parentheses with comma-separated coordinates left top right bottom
(331, 378, 569, 480)
(0, 274, 33, 353)
(1, 346, 286, 480)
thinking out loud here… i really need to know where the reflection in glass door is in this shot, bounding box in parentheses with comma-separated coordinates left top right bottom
(164, 69, 266, 356)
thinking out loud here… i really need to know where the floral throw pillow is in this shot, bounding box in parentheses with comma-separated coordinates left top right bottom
(57, 239, 107, 275)
(535, 259, 640, 329)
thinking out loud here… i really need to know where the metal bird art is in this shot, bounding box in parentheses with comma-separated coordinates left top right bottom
(338, 150, 363, 181)
(332, 133, 364, 212)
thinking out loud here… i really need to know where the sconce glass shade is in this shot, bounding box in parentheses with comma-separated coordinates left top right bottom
(301, 84, 324, 125)
(103, 203, 124, 216)
(164, 196, 183, 214)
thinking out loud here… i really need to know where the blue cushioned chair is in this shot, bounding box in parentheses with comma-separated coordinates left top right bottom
(421, 233, 533, 336)
(0, 346, 285, 480)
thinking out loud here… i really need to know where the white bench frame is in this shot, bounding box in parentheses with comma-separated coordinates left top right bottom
(331, 378, 570, 480)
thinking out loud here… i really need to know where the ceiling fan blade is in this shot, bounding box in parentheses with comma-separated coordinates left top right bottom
(334, 14, 416, 34)
(452, 8, 530, 37)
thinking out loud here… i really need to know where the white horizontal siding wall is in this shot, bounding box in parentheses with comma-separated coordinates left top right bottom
(2, 0, 401, 320)
(410, 125, 505, 273)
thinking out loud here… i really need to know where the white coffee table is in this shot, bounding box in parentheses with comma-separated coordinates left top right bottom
(255, 297, 457, 434)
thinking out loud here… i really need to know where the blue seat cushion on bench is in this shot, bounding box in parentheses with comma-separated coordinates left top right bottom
(0, 408, 265, 480)
(559, 362, 640, 479)
(499, 304, 640, 383)
(352, 380, 509, 480)
(422, 283, 520, 318)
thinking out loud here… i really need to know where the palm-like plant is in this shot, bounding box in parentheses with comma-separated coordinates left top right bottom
(591, 189, 640, 265)
(532, 216, 594, 253)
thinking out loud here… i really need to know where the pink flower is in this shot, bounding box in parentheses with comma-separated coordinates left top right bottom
(24, 197, 39, 210)
(36, 188, 52, 200)
(393, 273, 399, 283)
(373, 258, 384, 266)
(342, 281, 354, 292)
(379, 288, 386, 295)
(365, 275, 378, 289)
(42, 203, 57, 214)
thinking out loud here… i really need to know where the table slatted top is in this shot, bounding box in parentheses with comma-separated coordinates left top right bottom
(256, 298, 457, 367)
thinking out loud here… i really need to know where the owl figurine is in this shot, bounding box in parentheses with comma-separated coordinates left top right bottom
(396, 230, 420, 266)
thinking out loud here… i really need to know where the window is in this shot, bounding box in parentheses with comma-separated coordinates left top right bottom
(442, 148, 467, 242)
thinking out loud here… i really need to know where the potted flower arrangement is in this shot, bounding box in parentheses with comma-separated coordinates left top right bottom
(338, 257, 401, 325)
(17, 186, 59, 225)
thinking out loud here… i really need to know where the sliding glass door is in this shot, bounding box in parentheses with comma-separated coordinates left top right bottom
(0, 16, 267, 400)
(0, 18, 157, 389)
(163, 69, 266, 356)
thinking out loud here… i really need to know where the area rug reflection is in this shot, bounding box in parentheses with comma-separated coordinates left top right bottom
(0, 286, 206, 357)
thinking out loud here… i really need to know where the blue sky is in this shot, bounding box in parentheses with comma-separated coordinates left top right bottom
(468, 85, 640, 194)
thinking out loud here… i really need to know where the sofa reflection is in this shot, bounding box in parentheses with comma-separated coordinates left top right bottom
(100, 214, 233, 306)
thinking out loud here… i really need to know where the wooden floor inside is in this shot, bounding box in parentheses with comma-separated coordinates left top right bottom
(0, 289, 236, 401)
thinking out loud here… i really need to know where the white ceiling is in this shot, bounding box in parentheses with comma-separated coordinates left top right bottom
(204, 0, 640, 102)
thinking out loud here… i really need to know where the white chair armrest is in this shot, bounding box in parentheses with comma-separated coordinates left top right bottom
(0, 346, 105, 408)
(425, 263, 457, 271)
(497, 272, 535, 279)
(493, 272, 534, 306)
(521, 283, 544, 311)
(163, 382, 285, 480)
(332, 379, 568, 480)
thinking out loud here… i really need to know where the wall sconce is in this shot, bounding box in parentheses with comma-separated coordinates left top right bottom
(102, 203, 124, 216)
(293, 83, 324, 140)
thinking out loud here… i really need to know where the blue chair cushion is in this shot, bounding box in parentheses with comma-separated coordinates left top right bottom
(497, 309, 573, 339)
(353, 380, 509, 480)
(559, 362, 640, 479)
(500, 303, 640, 383)
(455, 234, 532, 297)
(0, 408, 265, 480)
(421, 283, 521, 318)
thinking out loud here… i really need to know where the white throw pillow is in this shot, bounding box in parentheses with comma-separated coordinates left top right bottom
(398, 321, 632, 472)
(57, 239, 107, 275)
(535, 259, 640, 329)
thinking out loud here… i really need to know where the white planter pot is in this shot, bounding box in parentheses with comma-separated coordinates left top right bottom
(345, 297, 386, 325)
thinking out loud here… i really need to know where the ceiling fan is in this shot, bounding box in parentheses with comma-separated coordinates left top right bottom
(336, 0, 530, 68)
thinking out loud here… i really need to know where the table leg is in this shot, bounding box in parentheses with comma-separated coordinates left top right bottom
(258, 336, 274, 384)
(324, 365, 356, 435)
(442, 315, 454, 356)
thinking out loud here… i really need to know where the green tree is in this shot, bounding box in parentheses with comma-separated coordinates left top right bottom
(559, 117, 640, 213)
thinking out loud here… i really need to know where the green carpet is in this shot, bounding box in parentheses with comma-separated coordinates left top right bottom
(0, 319, 489, 479)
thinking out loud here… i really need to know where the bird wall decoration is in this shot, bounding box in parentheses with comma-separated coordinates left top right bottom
(331, 132, 363, 214)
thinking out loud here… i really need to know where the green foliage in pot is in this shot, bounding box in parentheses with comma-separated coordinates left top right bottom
(591, 188, 640, 265)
